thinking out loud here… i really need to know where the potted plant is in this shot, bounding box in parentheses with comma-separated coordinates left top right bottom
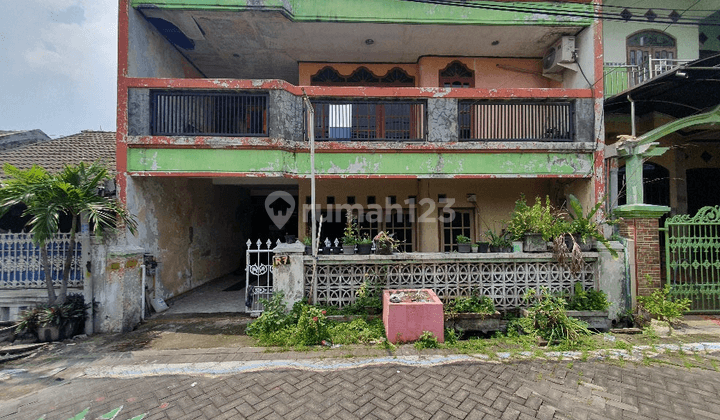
(16, 294, 89, 342)
(456, 235, 472, 253)
(302, 236, 312, 255)
(342, 212, 358, 255)
(374, 231, 398, 255)
(507, 195, 564, 252)
(357, 234, 373, 255)
(486, 230, 513, 253)
(476, 241, 490, 253)
(471, 243, 479, 253)
(565, 282, 611, 331)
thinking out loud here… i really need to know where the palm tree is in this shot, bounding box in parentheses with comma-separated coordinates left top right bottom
(0, 162, 137, 305)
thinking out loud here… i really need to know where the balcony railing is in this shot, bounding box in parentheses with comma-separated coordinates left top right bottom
(312, 100, 426, 141)
(150, 90, 268, 136)
(603, 58, 692, 97)
(458, 100, 574, 142)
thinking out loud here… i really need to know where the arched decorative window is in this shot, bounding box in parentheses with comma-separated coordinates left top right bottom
(310, 66, 415, 86)
(626, 30, 677, 83)
(439, 61, 474, 88)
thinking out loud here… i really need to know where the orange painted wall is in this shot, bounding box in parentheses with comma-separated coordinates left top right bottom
(418, 57, 559, 88)
(299, 57, 559, 88)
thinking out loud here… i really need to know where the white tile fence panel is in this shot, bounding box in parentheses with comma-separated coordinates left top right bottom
(304, 258, 596, 311)
(0, 233, 85, 289)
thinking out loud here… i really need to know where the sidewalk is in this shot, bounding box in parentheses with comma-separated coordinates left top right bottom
(2, 315, 720, 419)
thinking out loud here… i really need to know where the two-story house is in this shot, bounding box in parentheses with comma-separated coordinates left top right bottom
(118, 0, 605, 302)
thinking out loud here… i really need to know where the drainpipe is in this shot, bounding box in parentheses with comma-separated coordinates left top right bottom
(302, 91, 317, 256)
(140, 264, 146, 321)
(627, 94, 636, 138)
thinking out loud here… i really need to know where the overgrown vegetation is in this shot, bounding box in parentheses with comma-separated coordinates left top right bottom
(566, 282, 610, 311)
(245, 292, 385, 347)
(513, 289, 592, 347)
(445, 294, 496, 315)
(637, 285, 692, 335)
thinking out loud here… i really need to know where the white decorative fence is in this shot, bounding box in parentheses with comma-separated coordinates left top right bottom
(303, 254, 597, 311)
(0, 233, 85, 289)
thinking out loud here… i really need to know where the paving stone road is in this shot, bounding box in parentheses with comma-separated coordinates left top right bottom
(4, 352, 720, 420)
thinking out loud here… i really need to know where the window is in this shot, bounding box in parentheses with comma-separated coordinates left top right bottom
(626, 30, 677, 84)
(357, 208, 416, 252)
(439, 61, 475, 88)
(441, 209, 474, 252)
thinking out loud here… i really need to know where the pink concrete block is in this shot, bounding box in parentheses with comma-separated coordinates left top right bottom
(383, 289, 444, 344)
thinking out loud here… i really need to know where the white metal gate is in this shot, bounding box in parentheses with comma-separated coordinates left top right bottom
(245, 239, 278, 314)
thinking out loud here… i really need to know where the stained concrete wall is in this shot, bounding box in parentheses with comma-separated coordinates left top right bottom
(127, 8, 202, 78)
(124, 177, 246, 300)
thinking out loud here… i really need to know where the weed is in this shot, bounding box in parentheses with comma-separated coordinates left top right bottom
(517, 288, 592, 348)
(566, 282, 610, 311)
(414, 331, 440, 350)
(637, 284, 691, 336)
(536, 373, 543, 381)
(444, 328, 459, 345)
(566, 362, 574, 369)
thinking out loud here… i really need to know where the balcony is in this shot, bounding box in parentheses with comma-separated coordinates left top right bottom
(603, 58, 692, 98)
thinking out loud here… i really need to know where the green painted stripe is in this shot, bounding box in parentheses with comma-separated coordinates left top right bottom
(127, 148, 594, 176)
(66, 408, 89, 420)
(98, 406, 123, 419)
(130, 0, 593, 26)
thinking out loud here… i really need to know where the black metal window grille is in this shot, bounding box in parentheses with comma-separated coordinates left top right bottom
(459, 101, 574, 142)
(312, 100, 426, 141)
(151, 91, 268, 136)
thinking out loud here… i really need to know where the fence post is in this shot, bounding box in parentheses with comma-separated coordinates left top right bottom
(615, 204, 669, 302)
(272, 242, 306, 310)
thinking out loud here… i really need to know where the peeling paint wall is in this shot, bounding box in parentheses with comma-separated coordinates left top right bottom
(125, 177, 245, 299)
(269, 90, 304, 141)
(127, 8, 202, 78)
(427, 98, 457, 142)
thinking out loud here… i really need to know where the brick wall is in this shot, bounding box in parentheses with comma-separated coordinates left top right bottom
(619, 217, 662, 297)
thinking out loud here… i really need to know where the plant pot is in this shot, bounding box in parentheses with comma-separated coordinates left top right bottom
(566, 310, 610, 331)
(471, 245, 479, 253)
(376, 245, 393, 255)
(322, 247, 331, 255)
(284, 235, 296, 244)
(501, 246, 513, 253)
(458, 243, 472, 253)
(342, 245, 356, 255)
(357, 243, 372, 255)
(477, 242, 490, 253)
(512, 241, 523, 253)
(565, 234, 596, 252)
(61, 319, 81, 339)
(489, 245, 500, 253)
(304, 246, 312, 255)
(444, 311, 502, 333)
(37, 325, 60, 342)
(332, 246, 342, 255)
(523, 233, 547, 252)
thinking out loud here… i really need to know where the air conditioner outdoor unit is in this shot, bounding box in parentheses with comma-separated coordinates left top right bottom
(542, 36, 577, 75)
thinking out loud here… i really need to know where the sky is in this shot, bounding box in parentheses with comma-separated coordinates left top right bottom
(0, 0, 117, 138)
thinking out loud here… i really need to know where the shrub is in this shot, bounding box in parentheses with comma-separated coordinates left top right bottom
(637, 284, 691, 335)
(445, 294, 495, 315)
(566, 283, 610, 311)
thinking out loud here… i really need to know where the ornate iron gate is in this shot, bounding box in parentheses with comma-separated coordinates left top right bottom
(664, 206, 720, 313)
(245, 239, 278, 315)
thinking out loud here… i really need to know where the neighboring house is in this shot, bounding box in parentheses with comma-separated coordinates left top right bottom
(117, 1, 607, 309)
(0, 131, 116, 322)
(0, 129, 51, 152)
(602, 0, 720, 215)
(601, 1, 720, 311)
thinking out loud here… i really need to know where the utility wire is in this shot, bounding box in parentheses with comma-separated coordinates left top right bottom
(400, 0, 720, 26)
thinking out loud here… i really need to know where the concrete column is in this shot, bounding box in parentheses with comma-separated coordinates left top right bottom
(94, 246, 145, 333)
(615, 204, 669, 303)
(598, 241, 626, 320)
(272, 242, 306, 310)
